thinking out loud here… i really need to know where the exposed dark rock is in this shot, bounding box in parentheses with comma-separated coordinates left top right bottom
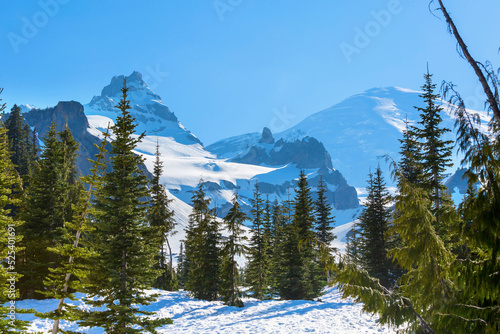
(201, 181, 222, 191)
(233, 136, 333, 170)
(333, 185, 359, 210)
(24, 101, 101, 175)
(259, 127, 275, 144)
(222, 180, 238, 190)
(24, 101, 152, 178)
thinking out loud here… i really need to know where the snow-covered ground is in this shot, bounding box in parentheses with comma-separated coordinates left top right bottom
(19, 287, 396, 333)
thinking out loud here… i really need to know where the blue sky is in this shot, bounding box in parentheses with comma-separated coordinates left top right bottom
(1, 0, 499, 145)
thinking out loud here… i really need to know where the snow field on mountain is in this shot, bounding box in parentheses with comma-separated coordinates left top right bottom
(19, 287, 396, 333)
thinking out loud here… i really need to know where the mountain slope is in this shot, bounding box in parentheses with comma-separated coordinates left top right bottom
(209, 86, 491, 190)
(85, 71, 201, 145)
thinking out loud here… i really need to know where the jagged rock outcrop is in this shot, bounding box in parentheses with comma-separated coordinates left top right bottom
(86, 71, 201, 145)
(24, 101, 102, 175)
(229, 128, 358, 210)
(233, 128, 333, 170)
(259, 127, 275, 144)
(24, 101, 151, 178)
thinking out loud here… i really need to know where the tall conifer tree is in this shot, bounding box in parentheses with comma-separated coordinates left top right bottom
(246, 184, 269, 299)
(41, 126, 110, 334)
(279, 172, 323, 300)
(0, 89, 29, 331)
(148, 140, 176, 291)
(80, 79, 171, 332)
(220, 194, 247, 307)
(185, 182, 221, 301)
(4, 104, 37, 179)
(356, 167, 394, 288)
(314, 175, 335, 245)
(18, 123, 80, 299)
(413, 70, 454, 226)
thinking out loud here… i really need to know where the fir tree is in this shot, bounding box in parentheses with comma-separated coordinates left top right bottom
(39, 125, 110, 334)
(148, 140, 176, 291)
(0, 89, 30, 331)
(4, 104, 37, 179)
(413, 70, 454, 225)
(314, 175, 336, 245)
(18, 123, 80, 299)
(246, 184, 269, 300)
(398, 117, 423, 186)
(80, 79, 172, 332)
(279, 171, 323, 300)
(185, 182, 221, 301)
(356, 167, 394, 288)
(220, 194, 247, 307)
(268, 199, 284, 299)
(293, 170, 323, 299)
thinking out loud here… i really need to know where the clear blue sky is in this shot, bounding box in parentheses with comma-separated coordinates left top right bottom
(1, 0, 499, 145)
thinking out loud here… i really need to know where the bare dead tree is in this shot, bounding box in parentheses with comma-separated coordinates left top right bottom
(434, 0, 500, 122)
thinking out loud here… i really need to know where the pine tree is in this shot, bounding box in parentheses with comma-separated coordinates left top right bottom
(356, 167, 394, 288)
(279, 171, 323, 300)
(268, 199, 284, 299)
(39, 125, 110, 334)
(148, 140, 176, 291)
(18, 123, 80, 299)
(413, 70, 454, 226)
(398, 118, 423, 185)
(4, 104, 37, 179)
(80, 79, 172, 332)
(314, 175, 336, 245)
(220, 194, 247, 307)
(293, 170, 323, 299)
(0, 89, 30, 332)
(185, 182, 221, 301)
(246, 184, 269, 299)
(441, 80, 500, 332)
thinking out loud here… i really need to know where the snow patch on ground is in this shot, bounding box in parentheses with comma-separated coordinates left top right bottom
(18, 288, 397, 333)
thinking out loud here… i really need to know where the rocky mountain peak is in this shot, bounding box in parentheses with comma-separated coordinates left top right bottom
(259, 127, 275, 144)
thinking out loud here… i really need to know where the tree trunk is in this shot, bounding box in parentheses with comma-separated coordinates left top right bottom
(437, 0, 500, 122)
(165, 237, 173, 291)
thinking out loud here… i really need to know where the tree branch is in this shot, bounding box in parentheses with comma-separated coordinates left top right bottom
(436, 0, 500, 122)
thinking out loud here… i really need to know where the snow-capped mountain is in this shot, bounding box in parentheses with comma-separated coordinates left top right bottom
(82, 72, 358, 215)
(85, 71, 201, 145)
(208, 86, 491, 191)
(218, 127, 359, 211)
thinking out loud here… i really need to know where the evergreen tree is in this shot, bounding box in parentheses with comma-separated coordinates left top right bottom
(0, 89, 30, 331)
(279, 171, 323, 300)
(40, 126, 110, 334)
(246, 184, 269, 299)
(4, 104, 37, 179)
(148, 140, 176, 291)
(442, 82, 500, 332)
(413, 70, 454, 226)
(314, 175, 336, 245)
(294, 170, 323, 298)
(185, 182, 221, 301)
(18, 123, 80, 299)
(268, 199, 284, 299)
(220, 194, 247, 307)
(356, 167, 394, 288)
(80, 79, 171, 332)
(398, 118, 423, 185)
